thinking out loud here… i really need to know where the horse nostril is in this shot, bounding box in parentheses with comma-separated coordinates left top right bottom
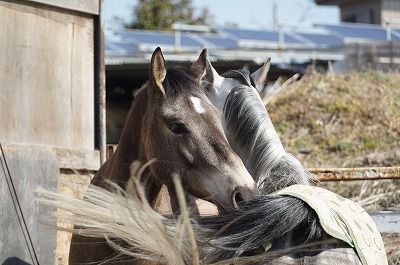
(232, 190, 245, 209)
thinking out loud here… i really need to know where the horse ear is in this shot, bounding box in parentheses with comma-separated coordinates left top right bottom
(251, 58, 271, 91)
(204, 58, 224, 93)
(150, 47, 166, 95)
(189, 48, 207, 81)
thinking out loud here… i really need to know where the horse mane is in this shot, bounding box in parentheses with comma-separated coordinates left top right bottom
(134, 66, 204, 99)
(222, 70, 313, 193)
(163, 66, 204, 96)
(222, 69, 254, 88)
(37, 179, 195, 265)
(195, 194, 326, 263)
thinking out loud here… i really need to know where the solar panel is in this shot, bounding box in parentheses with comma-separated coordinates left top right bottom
(296, 32, 343, 48)
(218, 27, 304, 44)
(218, 27, 277, 42)
(282, 33, 305, 44)
(105, 41, 140, 55)
(202, 35, 238, 49)
(117, 30, 203, 48)
(317, 23, 398, 41)
(390, 29, 400, 41)
(104, 23, 397, 60)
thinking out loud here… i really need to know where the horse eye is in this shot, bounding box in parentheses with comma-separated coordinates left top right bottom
(170, 123, 188, 134)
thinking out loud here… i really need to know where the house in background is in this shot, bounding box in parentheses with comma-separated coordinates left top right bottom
(315, 0, 400, 28)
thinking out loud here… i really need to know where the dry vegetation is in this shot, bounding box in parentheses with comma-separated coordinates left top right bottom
(265, 71, 400, 264)
(266, 71, 400, 168)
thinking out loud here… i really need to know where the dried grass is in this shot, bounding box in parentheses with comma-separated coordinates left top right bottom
(265, 71, 400, 264)
(265, 71, 400, 168)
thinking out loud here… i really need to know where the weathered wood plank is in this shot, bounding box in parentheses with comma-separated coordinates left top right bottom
(2, 144, 100, 171)
(1, 144, 98, 264)
(0, 3, 95, 150)
(52, 147, 100, 171)
(24, 0, 99, 15)
(0, 145, 59, 264)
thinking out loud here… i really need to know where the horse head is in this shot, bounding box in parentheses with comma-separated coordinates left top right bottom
(203, 52, 270, 111)
(140, 48, 258, 211)
(200, 53, 310, 191)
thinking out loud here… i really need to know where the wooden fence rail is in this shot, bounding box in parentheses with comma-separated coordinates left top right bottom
(310, 167, 400, 181)
(106, 144, 400, 233)
(106, 145, 400, 181)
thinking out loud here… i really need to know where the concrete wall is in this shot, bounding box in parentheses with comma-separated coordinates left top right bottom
(316, 0, 400, 27)
(382, 0, 400, 26)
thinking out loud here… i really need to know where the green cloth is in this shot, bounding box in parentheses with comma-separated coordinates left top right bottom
(277, 185, 388, 265)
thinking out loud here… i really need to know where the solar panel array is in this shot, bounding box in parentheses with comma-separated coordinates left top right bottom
(105, 23, 400, 56)
(318, 23, 400, 41)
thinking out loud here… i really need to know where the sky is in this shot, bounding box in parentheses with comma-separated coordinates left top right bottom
(102, 0, 340, 30)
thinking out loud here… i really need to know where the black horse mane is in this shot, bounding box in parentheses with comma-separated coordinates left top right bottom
(193, 192, 326, 263)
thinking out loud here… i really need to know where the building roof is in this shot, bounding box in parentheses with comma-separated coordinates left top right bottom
(105, 22, 400, 67)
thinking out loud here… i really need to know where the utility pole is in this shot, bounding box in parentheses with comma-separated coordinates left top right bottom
(273, 0, 278, 29)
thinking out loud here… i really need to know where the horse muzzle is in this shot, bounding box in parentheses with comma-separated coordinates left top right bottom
(231, 183, 259, 209)
(212, 177, 259, 212)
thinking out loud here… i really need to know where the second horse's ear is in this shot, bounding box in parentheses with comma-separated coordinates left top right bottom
(251, 58, 271, 91)
(149, 47, 167, 96)
(204, 58, 224, 93)
(189, 48, 207, 82)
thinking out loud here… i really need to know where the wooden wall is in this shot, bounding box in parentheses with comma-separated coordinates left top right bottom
(0, 1, 101, 264)
(0, 0, 97, 150)
(1, 145, 59, 265)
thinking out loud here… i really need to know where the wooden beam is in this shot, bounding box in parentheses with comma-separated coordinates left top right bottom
(53, 147, 100, 171)
(24, 0, 100, 15)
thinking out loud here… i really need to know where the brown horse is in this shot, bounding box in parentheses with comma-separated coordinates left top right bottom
(68, 47, 258, 264)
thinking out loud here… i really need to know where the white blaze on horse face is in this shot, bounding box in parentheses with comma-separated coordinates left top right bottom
(190, 96, 206, 114)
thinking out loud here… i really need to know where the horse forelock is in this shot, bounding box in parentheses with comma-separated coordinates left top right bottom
(222, 69, 253, 87)
(224, 85, 312, 190)
(162, 66, 204, 97)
